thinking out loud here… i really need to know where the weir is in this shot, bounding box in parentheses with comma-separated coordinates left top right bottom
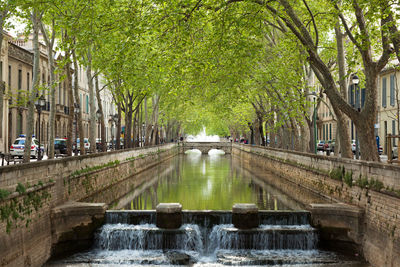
(52, 210, 335, 266)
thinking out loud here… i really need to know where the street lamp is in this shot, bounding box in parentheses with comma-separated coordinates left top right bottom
(35, 94, 46, 160)
(352, 74, 360, 159)
(352, 74, 359, 85)
(142, 122, 145, 147)
(74, 103, 80, 155)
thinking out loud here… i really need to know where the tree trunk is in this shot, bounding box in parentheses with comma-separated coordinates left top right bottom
(299, 118, 310, 152)
(72, 50, 85, 155)
(24, 10, 40, 163)
(86, 48, 96, 153)
(95, 75, 106, 152)
(65, 56, 74, 156)
(144, 96, 149, 146)
(334, 21, 352, 158)
(0, 8, 9, 153)
(125, 106, 133, 148)
(116, 103, 121, 149)
(259, 117, 265, 146)
(39, 20, 56, 159)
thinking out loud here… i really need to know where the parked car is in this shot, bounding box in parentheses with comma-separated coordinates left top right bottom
(73, 138, 90, 152)
(378, 144, 383, 155)
(10, 134, 44, 159)
(96, 138, 102, 151)
(317, 140, 325, 151)
(54, 138, 67, 155)
(351, 139, 356, 153)
(326, 140, 335, 152)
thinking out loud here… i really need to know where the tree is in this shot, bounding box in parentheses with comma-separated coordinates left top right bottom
(23, 8, 42, 162)
(39, 17, 56, 159)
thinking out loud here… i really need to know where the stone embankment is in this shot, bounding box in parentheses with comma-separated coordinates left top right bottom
(0, 144, 178, 267)
(233, 143, 400, 267)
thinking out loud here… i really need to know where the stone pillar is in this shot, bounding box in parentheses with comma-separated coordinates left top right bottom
(156, 203, 182, 229)
(232, 203, 259, 229)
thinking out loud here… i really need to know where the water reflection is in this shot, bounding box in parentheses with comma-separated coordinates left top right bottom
(107, 153, 328, 211)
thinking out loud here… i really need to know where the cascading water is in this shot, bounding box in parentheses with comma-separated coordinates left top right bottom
(50, 211, 365, 266)
(96, 224, 203, 251)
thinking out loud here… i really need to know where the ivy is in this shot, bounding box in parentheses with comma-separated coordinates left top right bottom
(0, 189, 11, 200)
(16, 183, 26, 194)
(69, 160, 120, 178)
(0, 181, 52, 234)
(343, 171, 353, 187)
(329, 166, 344, 181)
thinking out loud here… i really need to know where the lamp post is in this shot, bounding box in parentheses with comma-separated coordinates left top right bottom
(74, 103, 80, 156)
(35, 94, 46, 160)
(142, 122, 145, 147)
(96, 110, 102, 151)
(352, 74, 360, 159)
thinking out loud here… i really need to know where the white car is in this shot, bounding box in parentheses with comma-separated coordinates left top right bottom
(10, 135, 44, 159)
(73, 138, 90, 152)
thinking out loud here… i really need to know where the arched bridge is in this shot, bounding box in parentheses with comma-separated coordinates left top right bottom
(180, 142, 232, 154)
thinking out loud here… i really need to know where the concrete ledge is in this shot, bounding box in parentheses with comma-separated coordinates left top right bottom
(232, 203, 258, 214)
(50, 201, 107, 259)
(232, 203, 259, 229)
(156, 203, 183, 229)
(309, 203, 364, 253)
(156, 203, 182, 213)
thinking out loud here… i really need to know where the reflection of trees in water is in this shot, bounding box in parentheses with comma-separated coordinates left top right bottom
(249, 181, 282, 210)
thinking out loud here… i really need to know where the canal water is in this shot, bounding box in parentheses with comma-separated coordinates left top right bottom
(47, 151, 370, 266)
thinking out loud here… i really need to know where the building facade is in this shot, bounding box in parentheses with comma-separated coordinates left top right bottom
(0, 32, 116, 154)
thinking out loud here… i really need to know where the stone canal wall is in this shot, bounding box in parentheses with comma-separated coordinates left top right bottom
(0, 144, 178, 267)
(232, 143, 400, 267)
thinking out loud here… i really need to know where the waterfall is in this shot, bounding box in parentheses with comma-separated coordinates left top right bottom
(96, 224, 203, 251)
(53, 211, 363, 266)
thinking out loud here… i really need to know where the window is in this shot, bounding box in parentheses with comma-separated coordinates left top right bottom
(349, 84, 355, 106)
(384, 121, 388, 153)
(27, 73, 30, 92)
(329, 124, 332, 140)
(390, 74, 395, 106)
(58, 81, 61, 105)
(323, 125, 326, 141)
(382, 77, 387, 108)
(393, 120, 396, 146)
(63, 82, 66, 105)
(80, 94, 83, 110)
(86, 95, 89, 113)
(18, 70, 22, 90)
(361, 88, 366, 108)
(8, 65, 11, 88)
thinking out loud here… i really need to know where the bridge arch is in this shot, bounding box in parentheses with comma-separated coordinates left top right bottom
(180, 142, 232, 154)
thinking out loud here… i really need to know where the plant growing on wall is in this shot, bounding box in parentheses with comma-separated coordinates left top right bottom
(0, 181, 52, 233)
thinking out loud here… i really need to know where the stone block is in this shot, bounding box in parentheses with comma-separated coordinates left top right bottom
(232, 203, 259, 229)
(156, 203, 182, 229)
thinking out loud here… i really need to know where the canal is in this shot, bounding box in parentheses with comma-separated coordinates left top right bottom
(47, 151, 369, 266)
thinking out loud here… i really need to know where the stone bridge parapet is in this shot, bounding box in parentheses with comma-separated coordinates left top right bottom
(180, 142, 232, 154)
